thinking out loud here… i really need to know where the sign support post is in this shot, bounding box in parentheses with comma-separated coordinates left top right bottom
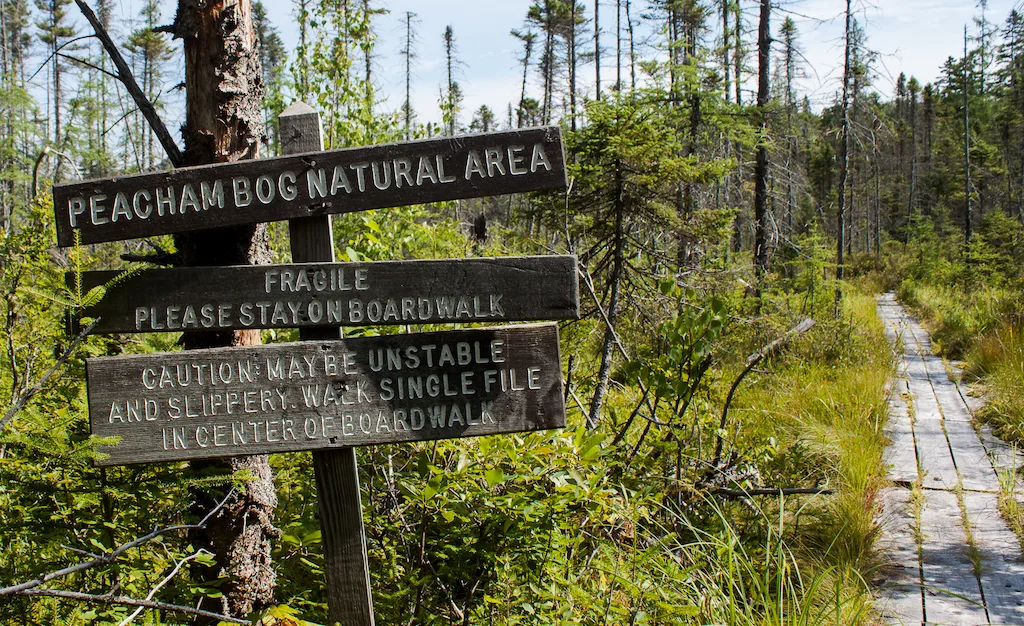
(280, 102, 374, 625)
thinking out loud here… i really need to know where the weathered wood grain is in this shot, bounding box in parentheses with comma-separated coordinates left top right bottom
(876, 487, 924, 625)
(914, 418, 959, 490)
(962, 491, 1024, 624)
(53, 127, 567, 246)
(883, 389, 919, 485)
(944, 420, 999, 493)
(72, 256, 580, 334)
(918, 489, 988, 625)
(88, 324, 566, 466)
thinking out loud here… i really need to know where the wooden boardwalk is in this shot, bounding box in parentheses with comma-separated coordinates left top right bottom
(876, 293, 1024, 625)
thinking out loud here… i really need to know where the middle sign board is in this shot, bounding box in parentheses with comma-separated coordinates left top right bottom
(74, 255, 579, 334)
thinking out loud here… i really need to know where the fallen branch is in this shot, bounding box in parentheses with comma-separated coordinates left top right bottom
(710, 486, 834, 498)
(117, 549, 211, 626)
(0, 488, 233, 597)
(72, 0, 183, 167)
(711, 318, 816, 469)
(15, 589, 247, 625)
(0, 318, 100, 434)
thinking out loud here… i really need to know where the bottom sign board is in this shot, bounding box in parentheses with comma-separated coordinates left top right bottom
(87, 324, 565, 466)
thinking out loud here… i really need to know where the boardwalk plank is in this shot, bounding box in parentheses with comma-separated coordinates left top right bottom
(914, 419, 959, 490)
(962, 491, 1024, 624)
(877, 487, 925, 625)
(885, 394, 920, 484)
(918, 490, 988, 625)
(944, 421, 1000, 493)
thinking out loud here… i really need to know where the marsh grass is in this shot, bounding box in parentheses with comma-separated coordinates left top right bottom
(708, 289, 892, 624)
(650, 496, 873, 626)
(996, 467, 1024, 553)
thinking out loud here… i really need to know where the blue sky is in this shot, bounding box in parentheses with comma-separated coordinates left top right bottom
(132, 0, 1018, 126)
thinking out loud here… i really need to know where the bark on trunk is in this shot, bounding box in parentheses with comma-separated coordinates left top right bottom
(836, 0, 852, 314)
(169, 0, 276, 621)
(753, 0, 770, 276)
(588, 165, 626, 429)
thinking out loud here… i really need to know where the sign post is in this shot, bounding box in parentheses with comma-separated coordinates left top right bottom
(280, 101, 374, 625)
(69, 103, 573, 625)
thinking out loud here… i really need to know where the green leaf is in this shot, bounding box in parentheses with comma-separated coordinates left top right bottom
(484, 468, 505, 487)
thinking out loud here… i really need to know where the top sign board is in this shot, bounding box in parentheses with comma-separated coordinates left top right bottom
(53, 127, 567, 247)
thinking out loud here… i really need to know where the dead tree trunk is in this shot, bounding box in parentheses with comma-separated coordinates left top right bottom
(835, 0, 852, 315)
(753, 0, 771, 276)
(588, 165, 626, 429)
(168, 0, 276, 621)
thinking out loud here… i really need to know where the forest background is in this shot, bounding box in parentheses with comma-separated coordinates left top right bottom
(1, 0, 1024, 624)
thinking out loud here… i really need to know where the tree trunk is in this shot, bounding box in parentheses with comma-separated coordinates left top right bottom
(626, 0, 636, 90)
(908, 88, 917, 231)
(569, 0, 577, 131)
(170, 0, 276, 621)
(594, 0, 600, 100)
(722, 0, 730, 101)
(588, 165, 625, 429)
(835, 0, 852, 315)
(964, 26, 972, 243)
(733, 1, 742, 105)
(753, 0, 770, 276)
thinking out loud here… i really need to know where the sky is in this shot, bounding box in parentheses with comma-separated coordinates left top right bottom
(126, 0, 1020, 126)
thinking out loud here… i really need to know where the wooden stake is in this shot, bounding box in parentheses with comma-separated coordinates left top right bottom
(280, 101, 375, 626)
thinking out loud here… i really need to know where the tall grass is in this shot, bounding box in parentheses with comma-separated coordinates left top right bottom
(970, 323, 1024, 443)
(668, 498, 872, 625)
(897, 282, 1022, 359)
(710, 290, 892, 624)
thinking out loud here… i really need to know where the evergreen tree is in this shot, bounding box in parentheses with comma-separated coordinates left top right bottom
(34, 0, 75, 153)
(126, 0, 173, 169)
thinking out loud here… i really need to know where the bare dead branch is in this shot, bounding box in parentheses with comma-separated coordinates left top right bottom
(117, 549, 211, 626)
(14, 589, 247, 625)
(0, 488, 233, 597)
(711, 318, 816, 469)
(0, 318, 100, 434)
(711, 486, 834, 498)
(72, 0, 183, 167)
(58, 53, 120, 81)
(27, 35, 98, 81)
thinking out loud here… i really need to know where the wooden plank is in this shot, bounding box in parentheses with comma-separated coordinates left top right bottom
(944, 420, 999, 493)
(978, 424, 1024, 476)
(281, 101, 375, 626)
(962, 491, 1024, 624)
(918, 489, 988, 624)
(876, 487, 924, 625)
(87, 323, 566, 466)
(53, 126, 567, 246)
(914, 419, 960, 490)
(72, 256, 580, 334)
(884, 393, 919, 485)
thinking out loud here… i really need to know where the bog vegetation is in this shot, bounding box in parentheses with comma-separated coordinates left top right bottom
(0, 0, 1021, 624)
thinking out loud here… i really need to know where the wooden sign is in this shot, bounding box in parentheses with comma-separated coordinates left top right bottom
(88, 323, 565, 466)
(73, 255, 579, 334)
(53, 127, 567, 246)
